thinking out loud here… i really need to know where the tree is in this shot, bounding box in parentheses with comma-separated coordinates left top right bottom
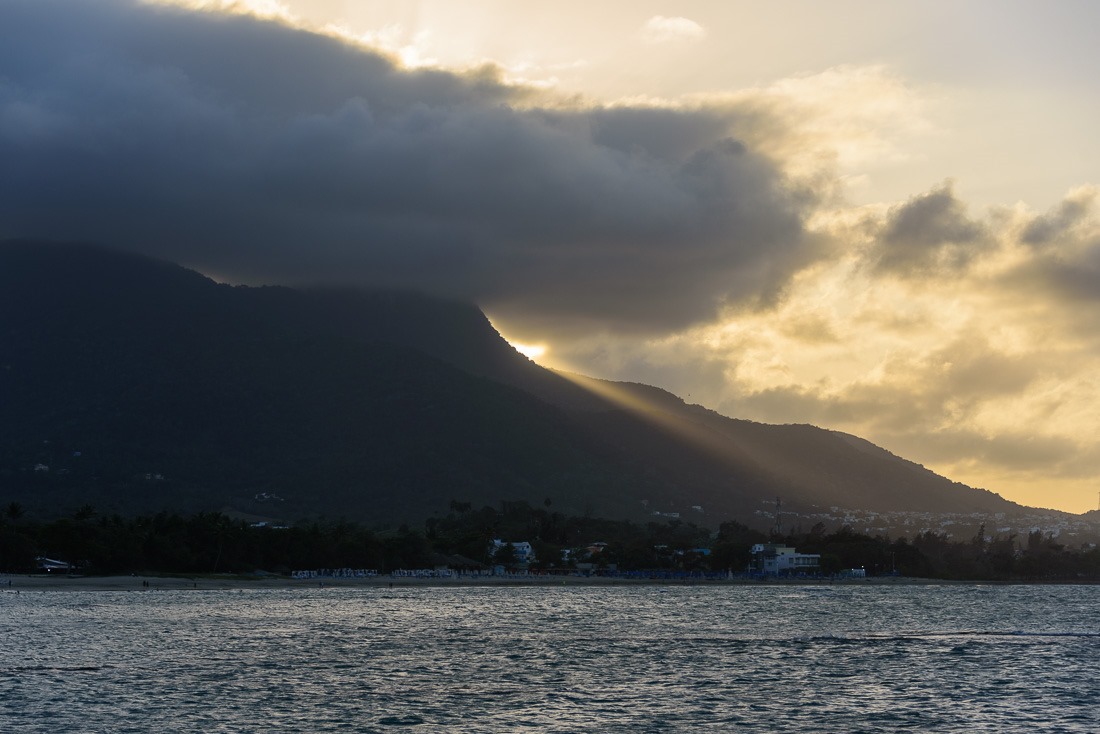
(491, 540, 517, 567)
(6, 502, 24, 523)
(0, 527, 35, 572)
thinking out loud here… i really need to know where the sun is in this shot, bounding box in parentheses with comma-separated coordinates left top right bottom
(511, 342, 547, 361)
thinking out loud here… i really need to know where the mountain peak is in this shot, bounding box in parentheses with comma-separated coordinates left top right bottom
(1, 241, 1024, 525)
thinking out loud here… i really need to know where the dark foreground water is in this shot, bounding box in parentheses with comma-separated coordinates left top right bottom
(2, 584, 1098, 732)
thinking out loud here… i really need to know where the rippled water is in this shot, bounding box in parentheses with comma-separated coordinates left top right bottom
(2, 584, 1098, 732)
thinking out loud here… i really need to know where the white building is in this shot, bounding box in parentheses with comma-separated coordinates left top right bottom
(750, 544, 821, 575)
(35, 556, 72, 572)
(489, 539, 536, 564)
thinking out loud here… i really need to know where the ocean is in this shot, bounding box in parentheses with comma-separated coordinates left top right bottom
(2, 584, 1097, 732)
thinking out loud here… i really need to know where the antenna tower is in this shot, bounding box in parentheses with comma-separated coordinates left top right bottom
(773, 496, 782, 537)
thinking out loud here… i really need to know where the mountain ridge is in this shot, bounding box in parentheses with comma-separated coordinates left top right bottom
(1, 240, 1028, 525)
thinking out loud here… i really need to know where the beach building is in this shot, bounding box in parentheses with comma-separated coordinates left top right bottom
(750, 544, 820, 576)
(35, 556, 72, 572)
(489, 539, 536, 564)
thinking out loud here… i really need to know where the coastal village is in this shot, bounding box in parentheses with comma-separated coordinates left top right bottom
(9, 494, 1100, 582)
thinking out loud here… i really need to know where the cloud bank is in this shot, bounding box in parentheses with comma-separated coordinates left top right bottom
(640, 16, 706, 44)
(0, 0, 813, 335)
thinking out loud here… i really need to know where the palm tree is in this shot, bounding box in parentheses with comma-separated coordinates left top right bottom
(6, 502, 24, 522)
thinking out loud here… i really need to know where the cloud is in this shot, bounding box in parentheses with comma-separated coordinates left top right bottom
(777, 311, 840, 344)
(696, 65, 937, 193)
(639, 16, 706, 44)
(708, 327, 1100, 491)
(721, 330, 1042, 431)
(0, 0, 814, 336)
(999, 187, 1100, 314)
(872, 182, 987, 275)
(1020, 186, 1096, 246)
(884, 429, 1079, 473)
(149, 0, 296, 22)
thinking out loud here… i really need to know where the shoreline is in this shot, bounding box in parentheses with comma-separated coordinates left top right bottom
(0, 573, 1073, 592)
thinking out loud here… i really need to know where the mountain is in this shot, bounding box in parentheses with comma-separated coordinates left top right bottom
(0, 240, 1023, 526)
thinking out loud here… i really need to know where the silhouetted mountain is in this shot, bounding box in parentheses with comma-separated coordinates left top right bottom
(1, 240, 1024, 525)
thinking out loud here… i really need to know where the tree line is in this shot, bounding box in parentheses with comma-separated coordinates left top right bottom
(2, 500, 1099, 580)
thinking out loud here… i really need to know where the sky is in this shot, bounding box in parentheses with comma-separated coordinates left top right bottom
(3, 0, 1100, 512)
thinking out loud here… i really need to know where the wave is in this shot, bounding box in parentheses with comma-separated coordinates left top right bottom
(794, 630, 1100, 643)
(2, 664, 109, 674)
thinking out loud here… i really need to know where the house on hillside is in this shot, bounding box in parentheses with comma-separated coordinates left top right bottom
(750, 544, 820, 576)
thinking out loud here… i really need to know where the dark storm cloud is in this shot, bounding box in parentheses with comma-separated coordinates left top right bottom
(1002, 190, 1100, 309)
(1012, 240, 1100, 311)
(0, 0, 815, 334)
(873, 182, 986, 275)
(1020, 193, 1093, 246)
